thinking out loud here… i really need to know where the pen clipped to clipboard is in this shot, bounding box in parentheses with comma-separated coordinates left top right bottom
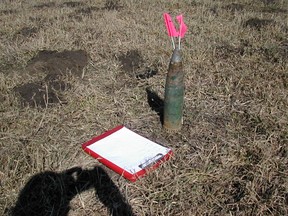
(138, 153, 164, 169)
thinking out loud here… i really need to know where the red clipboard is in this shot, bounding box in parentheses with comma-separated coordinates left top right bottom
(82, 125, 173, 182)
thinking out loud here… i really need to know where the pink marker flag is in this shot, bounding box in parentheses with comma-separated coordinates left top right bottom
(163, 13, 178, 37)
(176, 15, 187, 38)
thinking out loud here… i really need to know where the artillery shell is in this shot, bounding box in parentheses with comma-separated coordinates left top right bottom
(163, 47, 184, 131)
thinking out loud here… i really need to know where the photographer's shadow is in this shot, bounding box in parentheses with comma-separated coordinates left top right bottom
(10, 166, 134, 216)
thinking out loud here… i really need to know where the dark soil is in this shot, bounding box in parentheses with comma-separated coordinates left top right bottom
(75, 6, 99, 15)
(261, 7, 287, 13)
(261, 44, 288, 63)
(34, 2, 56, 9)
(136, 68, 157, 79)
(69, 6, 100, 20)
(43, 73, 71, 91)
(14, 50, 88, 108)
(104, 0, 123, 11)
(116, 49, 159, 82)
(224, 3, 244, 12)
(0, 93, 6, 104)
(27, 50, 89, 76)
(261, 0, 277, 4)
(243, 18, 274, 30)
(62, 1, 85, 8)
(0, 9, 17, 15)
(214, 44, 245, 59)
(13, 81, 66, 108)
(14, 73, 71, 108)
(29, 17, 43, 23)
(118, 50, 144, 74)
(13, 27, 38, 39)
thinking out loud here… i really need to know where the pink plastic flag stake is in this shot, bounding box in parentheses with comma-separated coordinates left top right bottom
(163, 13, 178, 37)
(176, 15, 187, 38)
(164, 13, 178, 49)
(176, 14, 187, 49)
(163, 13, 188, 49)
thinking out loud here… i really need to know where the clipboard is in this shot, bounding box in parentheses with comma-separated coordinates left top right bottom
(82, 125, 173, 182)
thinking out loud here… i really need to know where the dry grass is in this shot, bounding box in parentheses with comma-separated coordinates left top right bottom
(0, 0, 287, 215)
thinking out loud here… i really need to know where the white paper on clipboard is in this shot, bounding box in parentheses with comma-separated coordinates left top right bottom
(84, 126, 171, 174)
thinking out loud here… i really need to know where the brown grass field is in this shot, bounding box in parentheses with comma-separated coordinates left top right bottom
(0, 0, 287, 215)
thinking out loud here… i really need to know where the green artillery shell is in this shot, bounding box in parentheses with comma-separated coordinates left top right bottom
(163, 47, 184, 131)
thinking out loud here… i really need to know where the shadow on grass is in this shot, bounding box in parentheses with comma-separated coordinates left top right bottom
(146, 87, 164, 125)
(10, 167, 134, 216)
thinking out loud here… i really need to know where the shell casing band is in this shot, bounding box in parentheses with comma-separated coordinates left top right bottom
(163, 48, 184, 131)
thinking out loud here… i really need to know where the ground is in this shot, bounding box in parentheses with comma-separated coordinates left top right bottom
(0, 0, 287, 215)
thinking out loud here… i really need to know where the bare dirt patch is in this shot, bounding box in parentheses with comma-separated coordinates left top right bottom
(0, 92, 6, 105)
(117, 49, 157, 80)
(27, 50, 89, 76)
(260, 41, 288, 63)
(213, 43, 245, 59)
(62, 1, 85, 8)
(14, 82, 61, 108)
(104, 0, 123, 11)
(43, 73, 71, 92)
(262, 47, 287, 63)
(243, 18, 274, 30)
(68, 0, 123, 18)
(69, 6, 100, 20)
(13, 75, 70, 108)
(13, 27, 38, 39)
(14, 50, 88, 108)
(136, 68, 157, 79)
(261, 0, 277, 4)
(0, 9, 17, 15)
(224, 3, 244, 12)
(33, 2, 56, 9)
(75, 6, 99, 15)
(118, 50, 144, 75)
(261, 6, 287, 13)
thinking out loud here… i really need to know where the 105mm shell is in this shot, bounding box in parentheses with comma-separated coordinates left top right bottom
(163, 47, 184, 131)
